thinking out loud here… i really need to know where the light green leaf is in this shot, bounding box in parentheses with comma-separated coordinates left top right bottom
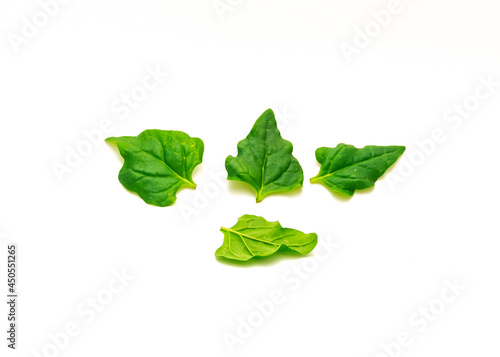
(106, 129, 204, 207)
(225, 109, 303, 202)
(215, 214, 318, 261)
(310, 144, 405, 196)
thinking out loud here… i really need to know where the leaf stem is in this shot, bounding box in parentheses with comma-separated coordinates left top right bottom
(310, 176, 322, 183)
(183, 179, 197, 189)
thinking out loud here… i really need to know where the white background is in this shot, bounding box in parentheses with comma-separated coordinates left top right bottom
(1, 0, 499, 356)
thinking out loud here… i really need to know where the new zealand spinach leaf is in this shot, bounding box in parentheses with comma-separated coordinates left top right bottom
(310, 144, 405, 196)
(106, 130, 204, 207)
(215, 214, 318, 261)
(225, 109, 303, 202)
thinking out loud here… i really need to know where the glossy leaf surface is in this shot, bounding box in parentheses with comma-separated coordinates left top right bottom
(225, 109, 303, 202)
(106, 130, 204, 207)
(216, 214, 318, 261)
(310, 144, 405, 196)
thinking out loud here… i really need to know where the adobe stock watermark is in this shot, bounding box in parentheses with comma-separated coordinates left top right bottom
(177, 106, 296, 224)
(177, 170, 226, 223)
(223, 235, 341, 353)
(340, 0, 410, 64)
(7, 0, 72, 54)
(387, 74, 499, 191)
(51, 65, 169, 183)
(213, 0, 243, 21)
(31, 267, 134, 357)
(372, 278, 466, 357)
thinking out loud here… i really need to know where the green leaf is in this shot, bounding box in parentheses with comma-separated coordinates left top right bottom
(310, 144, 405, 196)
(106, 129, 204, 207)
(215, 214, 318, 261)
(225, 109, 304, 202)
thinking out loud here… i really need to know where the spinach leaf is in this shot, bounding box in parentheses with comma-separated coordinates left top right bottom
(215, 214, 317, 261)
(310, 144, 405, 196)
(106, 130, 204, 207)
(225, 109, 304, 202)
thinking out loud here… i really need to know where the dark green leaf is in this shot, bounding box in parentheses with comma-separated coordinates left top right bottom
(215, 214, 318, 261)
(106, 130, 204, 207)
(310, 144, 405, 196)
(225, 109, 303, 202)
